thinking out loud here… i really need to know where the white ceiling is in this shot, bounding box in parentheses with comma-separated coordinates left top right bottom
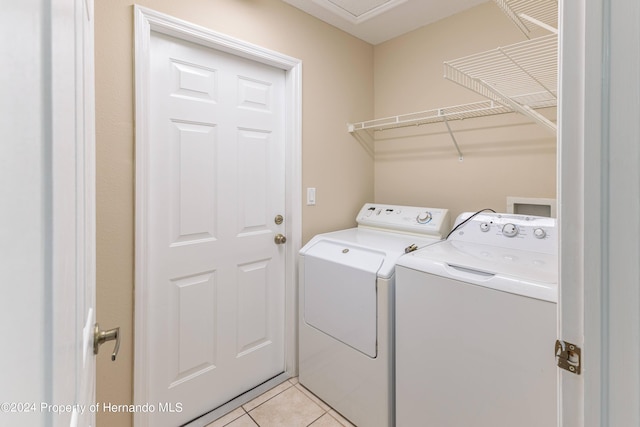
(282, 0, 490, 45)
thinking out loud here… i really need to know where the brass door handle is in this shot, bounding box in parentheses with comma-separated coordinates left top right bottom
(94, 323, 120, 361)
(274, 234, 287, 244)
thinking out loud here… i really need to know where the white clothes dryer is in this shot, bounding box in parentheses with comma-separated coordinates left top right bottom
(395, 212, 558, 427)
(299, 203, 450, 427)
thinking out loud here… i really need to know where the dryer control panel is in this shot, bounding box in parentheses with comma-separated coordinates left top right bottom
(449, 212, 557, 255)
(356, 203, 450, 238)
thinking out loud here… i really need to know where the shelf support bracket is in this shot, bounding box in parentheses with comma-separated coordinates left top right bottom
(498, 47, 557, 99)
(518, 13, 558, 34)
(441, 113, 464, 161)
(474, 79, 557, 134)
(347, 123, 375, 158)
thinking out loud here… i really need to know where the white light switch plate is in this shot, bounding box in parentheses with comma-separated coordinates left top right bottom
(307, 188, 316, 206)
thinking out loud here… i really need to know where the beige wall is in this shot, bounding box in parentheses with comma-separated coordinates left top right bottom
(94, 1, 373, 425)
(372, 2, 557, 221)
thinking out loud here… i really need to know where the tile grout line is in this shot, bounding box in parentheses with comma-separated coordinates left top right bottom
(304, 412, 327, 427)
(242, 379, 297, 425)
(294, 382, 356, 427)
(246, 410, 260, 427)
(217, 378, 356, 427)
(217, 381, 293, 427)
(247, 379, 330, 427)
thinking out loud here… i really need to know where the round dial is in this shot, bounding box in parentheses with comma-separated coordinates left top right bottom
(480, 222, 490, 232)
(533, 228, 547, 239)
(416, 211, 432, 224)
(502, 223, 518, 238)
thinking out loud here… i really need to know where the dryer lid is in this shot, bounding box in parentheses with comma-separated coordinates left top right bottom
(303, 239, 386, 275)
(300, 228, 440, 278)
(303, 240, 384, 358)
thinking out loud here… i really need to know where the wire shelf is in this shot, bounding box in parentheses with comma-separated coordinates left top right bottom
(347, 100, 513, 133)
(444, 33, 557, 132)
(347, 100, 519, 160)
(347, 0, 559, 159)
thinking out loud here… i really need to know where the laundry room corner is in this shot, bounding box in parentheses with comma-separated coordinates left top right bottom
(371, 1, 557, 218)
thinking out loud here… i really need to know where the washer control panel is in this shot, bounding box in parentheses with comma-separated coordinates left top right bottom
(450, 212, 557, 254)
(356, 203, 450, 238)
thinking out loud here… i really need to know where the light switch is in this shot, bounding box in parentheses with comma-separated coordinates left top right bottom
(307, 188, 316, 206)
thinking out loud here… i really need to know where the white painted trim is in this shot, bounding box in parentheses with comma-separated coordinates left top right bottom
(596, 1, 640, 425)
(283, 47, 303, 379)
(559, 0, 640, 425)
(133, 10, 152, 427)
(557, 0, 588, 424)
(580, 2, 605, 425)
(133, 6, 302, 425)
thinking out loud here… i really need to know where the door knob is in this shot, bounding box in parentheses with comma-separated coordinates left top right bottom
(274, 233, 287, 244)
(94, 323, 120, 361)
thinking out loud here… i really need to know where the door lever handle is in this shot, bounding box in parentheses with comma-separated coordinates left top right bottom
(94, 323, 120, 361)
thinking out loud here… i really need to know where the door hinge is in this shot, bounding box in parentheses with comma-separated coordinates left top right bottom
(555, 339, 581, 375)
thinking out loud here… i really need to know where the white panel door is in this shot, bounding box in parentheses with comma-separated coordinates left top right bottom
(146, 32, 286, 426)
(69, 1, 98, 426)
(52, 0, 98, 426)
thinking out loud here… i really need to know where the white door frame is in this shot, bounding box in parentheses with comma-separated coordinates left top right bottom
(133, 6, 302, 425)
(557, 1, 587, 425)
(559, 0, 640, 425)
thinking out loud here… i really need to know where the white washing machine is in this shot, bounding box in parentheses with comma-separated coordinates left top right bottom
(395, 212, 558, 427)
(299, 203, 450, 427)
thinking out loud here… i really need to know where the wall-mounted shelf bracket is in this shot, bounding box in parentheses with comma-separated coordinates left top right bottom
(493, 0, 558, 38)
(474, 79, 557, 133)
(519, 13, 557, 35)
(441, 114, 464, 161)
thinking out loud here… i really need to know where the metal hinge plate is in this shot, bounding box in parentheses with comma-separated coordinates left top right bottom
(555, 339, 581, 375)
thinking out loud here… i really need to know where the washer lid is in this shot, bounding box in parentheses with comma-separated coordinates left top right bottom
(397, 240, 558, 302)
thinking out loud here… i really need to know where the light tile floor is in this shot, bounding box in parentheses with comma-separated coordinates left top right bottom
(206, 378, 356, 427)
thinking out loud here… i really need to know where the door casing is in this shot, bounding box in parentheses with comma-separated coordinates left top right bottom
(559, 0, 640, 425)
(133, 6, 302, 426)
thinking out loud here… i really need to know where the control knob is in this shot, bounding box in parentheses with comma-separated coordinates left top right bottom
(533, 228, 547, 239)
(502, 223, 518, 238)
(416, 211, 432, 224)
(480, 222, 490, 232)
